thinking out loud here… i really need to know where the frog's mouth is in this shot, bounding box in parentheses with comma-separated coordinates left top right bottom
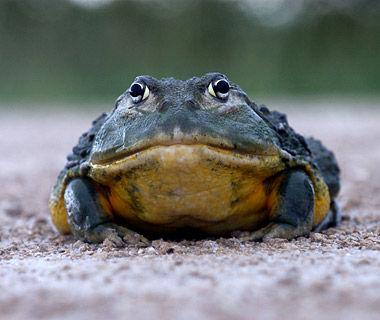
(88, 143, 288, 187)
(90, 134, 283, 166)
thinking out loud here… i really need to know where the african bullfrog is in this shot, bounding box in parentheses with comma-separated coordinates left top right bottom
(49, 73, 340, 245)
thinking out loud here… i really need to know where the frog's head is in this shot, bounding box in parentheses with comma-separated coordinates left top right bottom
(90, 73, 282, 164)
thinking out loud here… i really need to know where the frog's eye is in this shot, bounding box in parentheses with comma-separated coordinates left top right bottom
(129, 81, 150, 103)
(208, 78, 230, 100)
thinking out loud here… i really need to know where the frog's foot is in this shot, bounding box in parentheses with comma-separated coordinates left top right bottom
(236, 222, 309, 242)
(64, 177, 150, 247)
(84, 223, 150, 247)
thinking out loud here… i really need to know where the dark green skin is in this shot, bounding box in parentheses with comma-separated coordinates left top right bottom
(53, 73, 340, 245)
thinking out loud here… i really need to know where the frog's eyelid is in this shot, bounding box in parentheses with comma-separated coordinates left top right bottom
(134, 75, 158, 89)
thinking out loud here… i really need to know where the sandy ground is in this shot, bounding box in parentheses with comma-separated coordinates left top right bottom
(0, 100, 379, 320)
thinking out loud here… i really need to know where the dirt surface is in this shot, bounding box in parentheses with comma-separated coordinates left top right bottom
(1, 101, 379, 320)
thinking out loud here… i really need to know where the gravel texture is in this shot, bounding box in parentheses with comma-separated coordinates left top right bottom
(0, 101, 379, 320)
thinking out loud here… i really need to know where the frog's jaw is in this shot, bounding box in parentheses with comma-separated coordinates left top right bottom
(88, 145, 286, 233)
(91, 123, 282, 166)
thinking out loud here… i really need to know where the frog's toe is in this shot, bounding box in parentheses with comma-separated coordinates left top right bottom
(84, 223, 125, 247)
(237, 223, 309, 242)
(113, 225, 150, 246)
(81, 223, 148, 247)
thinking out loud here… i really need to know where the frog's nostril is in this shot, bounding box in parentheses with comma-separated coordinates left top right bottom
(184, 99, 201, 110)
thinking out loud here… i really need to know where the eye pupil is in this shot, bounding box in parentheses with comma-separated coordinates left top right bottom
(213, 79, 229, 95)
(130, 83, 144, 97)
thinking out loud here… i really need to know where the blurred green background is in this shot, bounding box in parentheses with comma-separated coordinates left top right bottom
(0, 0, 379, 103)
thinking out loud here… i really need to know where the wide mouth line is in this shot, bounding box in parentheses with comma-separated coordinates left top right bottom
(90, 141, 279, 166)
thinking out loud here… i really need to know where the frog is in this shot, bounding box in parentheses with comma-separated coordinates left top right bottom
(49, 73, 340, 246)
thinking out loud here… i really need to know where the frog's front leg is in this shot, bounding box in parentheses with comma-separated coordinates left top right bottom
(64, 178, 149, 246)
(241, 170, 315, 241)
